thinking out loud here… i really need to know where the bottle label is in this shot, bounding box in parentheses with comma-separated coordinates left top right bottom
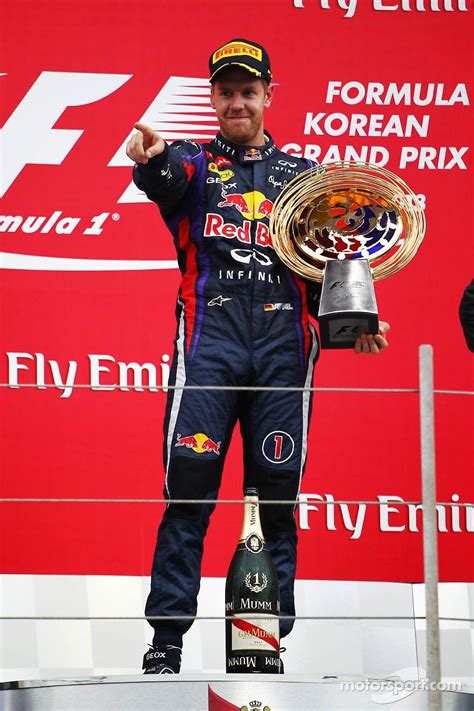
(244, 533, 264, 553)
(245, 571, 268, 593)
(231, 613, 279, 652)
(239, 499, 265, 544)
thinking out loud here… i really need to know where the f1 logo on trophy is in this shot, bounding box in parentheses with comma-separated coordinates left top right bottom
(270, 162, 426, 348)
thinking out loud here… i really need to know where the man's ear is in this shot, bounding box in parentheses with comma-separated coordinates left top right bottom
(264, 84, 274, 109)
(210, 85, 216, 109)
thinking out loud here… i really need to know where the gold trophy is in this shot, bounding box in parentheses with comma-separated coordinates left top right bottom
(270, 161, 426, 348)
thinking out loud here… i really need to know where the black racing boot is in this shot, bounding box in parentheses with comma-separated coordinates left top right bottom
(142, 644, 182, 674)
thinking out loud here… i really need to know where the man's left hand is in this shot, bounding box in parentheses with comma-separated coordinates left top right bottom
(354, 321, 390, 355)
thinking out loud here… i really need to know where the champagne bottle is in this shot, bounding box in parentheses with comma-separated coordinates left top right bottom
(225, 487, 281, 674)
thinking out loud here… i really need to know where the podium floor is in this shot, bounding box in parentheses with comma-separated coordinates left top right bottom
(1, 674, 473, 710)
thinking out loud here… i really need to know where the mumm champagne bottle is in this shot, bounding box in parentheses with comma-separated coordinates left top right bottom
(225, 487, 281, 673)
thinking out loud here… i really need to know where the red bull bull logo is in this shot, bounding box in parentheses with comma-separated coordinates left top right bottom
(256, 198, 273, 217)
(218, 190, 273, 220)
(218, 190, 251, 215)
(175, 432, 221, 455)
(243, 147, 262, 161)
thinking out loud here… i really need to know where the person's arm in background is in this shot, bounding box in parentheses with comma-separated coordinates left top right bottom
(459, 279, 474, 352)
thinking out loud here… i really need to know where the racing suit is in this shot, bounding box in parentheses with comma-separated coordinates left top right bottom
(134, 131, 320, 648)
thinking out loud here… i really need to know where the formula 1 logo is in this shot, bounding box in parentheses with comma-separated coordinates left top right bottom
(0, 71, 132, 198)
(0, 73, 217, 200)
(1, 73, 218, 270)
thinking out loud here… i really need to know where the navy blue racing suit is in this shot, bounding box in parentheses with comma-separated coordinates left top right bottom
(134, 132, 320, 648)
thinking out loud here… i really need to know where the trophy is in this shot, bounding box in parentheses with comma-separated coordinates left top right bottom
(269, 161, 426, 348)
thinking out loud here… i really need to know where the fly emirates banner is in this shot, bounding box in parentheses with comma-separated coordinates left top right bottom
(1, 0, 473, 582)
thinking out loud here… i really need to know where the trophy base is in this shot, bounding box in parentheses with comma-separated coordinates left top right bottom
(318, 313, 379, 349)
(318, 260, 378, 349)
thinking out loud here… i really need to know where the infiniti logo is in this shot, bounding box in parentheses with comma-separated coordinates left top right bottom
(230, 249, 273, 266)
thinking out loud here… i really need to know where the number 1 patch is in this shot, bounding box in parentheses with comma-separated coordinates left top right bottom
(261, 431, 295, 464)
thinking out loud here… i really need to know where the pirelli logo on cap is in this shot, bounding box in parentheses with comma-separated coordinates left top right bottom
(213, 41, 262, 63)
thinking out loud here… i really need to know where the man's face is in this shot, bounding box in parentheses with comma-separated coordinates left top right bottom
(210, 68, 273, 146)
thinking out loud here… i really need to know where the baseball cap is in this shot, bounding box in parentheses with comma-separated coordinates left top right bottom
(209, 38, 272, 84)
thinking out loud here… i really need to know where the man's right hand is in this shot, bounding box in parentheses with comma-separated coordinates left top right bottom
(126, 123, 166, 164)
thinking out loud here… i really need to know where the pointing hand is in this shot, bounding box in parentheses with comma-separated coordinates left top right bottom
(126, 122, 166, 164)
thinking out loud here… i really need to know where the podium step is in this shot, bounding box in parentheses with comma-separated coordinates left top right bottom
(1, 674, 472, 710)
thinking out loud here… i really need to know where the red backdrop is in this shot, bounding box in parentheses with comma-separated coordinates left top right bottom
(1, 0, 473, 582)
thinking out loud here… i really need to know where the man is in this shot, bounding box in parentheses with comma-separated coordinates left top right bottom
(127, 38, 389, 674)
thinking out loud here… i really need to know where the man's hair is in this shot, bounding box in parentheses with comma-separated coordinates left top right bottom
(210, 67, 270, 89)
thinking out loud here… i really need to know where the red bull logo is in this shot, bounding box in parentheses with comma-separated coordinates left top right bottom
(218, 190, 250, 215)
(218, 190, 273, 220)
(204, 213, 273, 247)
(256, 198, 273, 217)
(243, 147, 262, 161)
(175, 432, 221, 455)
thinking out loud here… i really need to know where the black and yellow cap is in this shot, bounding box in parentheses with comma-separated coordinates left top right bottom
(209, 38, 272, 84)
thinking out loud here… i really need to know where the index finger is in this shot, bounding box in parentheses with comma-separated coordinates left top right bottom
(134, 122, 155, 138)
(126, 131, 146, 163)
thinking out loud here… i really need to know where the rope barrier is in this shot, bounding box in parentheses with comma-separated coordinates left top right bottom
(1, 615, 472, 622)
(1, 382, 472, 394)
(0, 498, 472, 507)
